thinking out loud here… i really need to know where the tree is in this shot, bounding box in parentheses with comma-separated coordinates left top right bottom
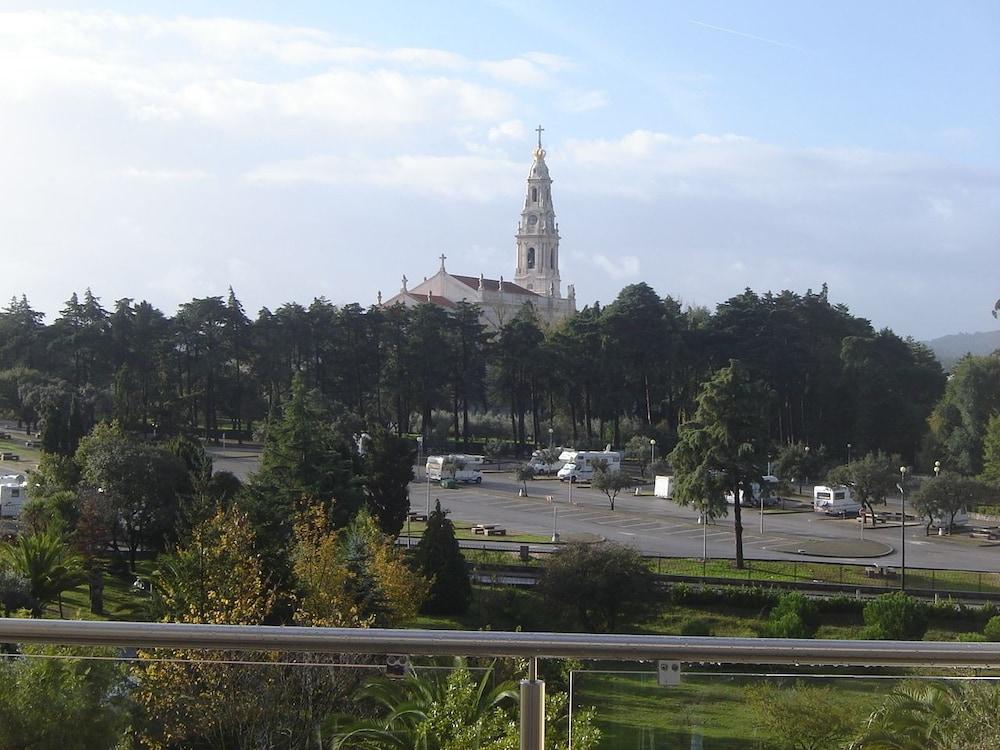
(827, 452, 899, 523)
(0, 646, 128, 749)
(0, 529, 86, 617)
(746, 683, 865, 750)
(981, 413, 1000, 484)
(413, 499, 471, 615)
(776, 442, 827, 494)
(514, 463, 535, 495)
(591, 466, 631, 511)
(912, 474, 991, 534)
(538, 542, 657, 632)
(625, 434, 654, 477)
(764, 592, 820, 638)
(863, 592, 928, 640)
(364, 428, 416, 537)
(0, 568, 31, 616)
(668, 361, 770, 568)
(928, 354, 1000, 475)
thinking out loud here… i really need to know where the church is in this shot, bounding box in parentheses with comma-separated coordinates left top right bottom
(379, 127, 577, 328)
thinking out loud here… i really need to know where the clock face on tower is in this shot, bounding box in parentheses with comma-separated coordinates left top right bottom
(528, 215, 537, 226)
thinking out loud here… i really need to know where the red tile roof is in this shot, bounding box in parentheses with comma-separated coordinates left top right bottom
(451, 274, 539, 297)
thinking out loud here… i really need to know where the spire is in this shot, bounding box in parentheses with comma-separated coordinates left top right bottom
(515, 128, 560, 296)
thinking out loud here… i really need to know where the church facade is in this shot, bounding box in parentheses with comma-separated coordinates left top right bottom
(380, 128, 576, 328)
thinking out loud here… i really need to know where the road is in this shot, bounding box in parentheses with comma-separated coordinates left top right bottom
(415, 471, 1000, 573)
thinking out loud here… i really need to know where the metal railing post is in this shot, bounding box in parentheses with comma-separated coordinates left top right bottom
(520, 657, 545, 750)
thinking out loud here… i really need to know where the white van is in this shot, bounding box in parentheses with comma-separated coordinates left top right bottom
(557, 450, 622, 482)
(654, 475, 674, 499)
(528, 449, 563, 475)
(813, 485, 861, 516)
(426, 454, 483, 484)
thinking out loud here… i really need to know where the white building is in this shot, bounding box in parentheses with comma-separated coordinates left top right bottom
(0, 472, 28, 517)
(381, 127, 576, 328)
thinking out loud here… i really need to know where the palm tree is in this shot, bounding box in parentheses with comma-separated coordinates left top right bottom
(0, 530, 86, 617)
(849, 681, 987, 750)
(329, 658, 518, 750)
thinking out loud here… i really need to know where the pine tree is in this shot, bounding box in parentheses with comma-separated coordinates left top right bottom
(363, 427, 415, 537)
(413, 499, 471, 614)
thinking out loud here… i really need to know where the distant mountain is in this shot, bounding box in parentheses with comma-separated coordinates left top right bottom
(925, 329, 1000, 370)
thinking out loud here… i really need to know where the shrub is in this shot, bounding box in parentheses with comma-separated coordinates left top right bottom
(983, 615, 1000, 641)
(958, 632, 988, 642)
(679, 618, 713, 636)
(863, 592, 928, 640)
(763, 592, 820, 638)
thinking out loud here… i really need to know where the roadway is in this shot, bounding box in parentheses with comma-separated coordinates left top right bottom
(413, 471, 1000, 573)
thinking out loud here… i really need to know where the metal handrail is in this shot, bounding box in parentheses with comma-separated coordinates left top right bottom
(0, 619, 998, 668)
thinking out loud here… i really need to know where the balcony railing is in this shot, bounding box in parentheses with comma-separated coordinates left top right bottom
(1, 619, 998, 749)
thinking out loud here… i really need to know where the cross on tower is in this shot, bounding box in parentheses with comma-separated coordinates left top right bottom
(439, 253, 447, 270)
(535, 124, 544, 149)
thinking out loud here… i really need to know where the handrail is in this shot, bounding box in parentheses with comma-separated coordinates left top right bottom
(0, 620, 998, 668)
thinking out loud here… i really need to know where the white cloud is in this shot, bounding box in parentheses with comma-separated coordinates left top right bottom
(121, 167, 212, 182)
(488, 119, 526, 142)
(559, 89, 608, 113)
(246, 154, 524, 202)
(592, 253, 640, 280)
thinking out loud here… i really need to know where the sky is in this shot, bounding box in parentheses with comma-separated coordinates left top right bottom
(1, 1, 998, 340)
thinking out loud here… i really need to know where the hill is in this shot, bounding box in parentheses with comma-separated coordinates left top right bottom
(925, 329, 1000, 370)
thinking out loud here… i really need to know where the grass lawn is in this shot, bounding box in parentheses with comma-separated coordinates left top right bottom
(0, 435, 42, 470)
(43, 559, 156, 621)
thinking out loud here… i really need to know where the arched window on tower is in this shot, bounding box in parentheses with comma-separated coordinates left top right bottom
(527, 247, 536, 269)
(531, 187, 538, 203)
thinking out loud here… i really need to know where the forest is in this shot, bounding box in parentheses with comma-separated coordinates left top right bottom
(1, 281, 981, 471)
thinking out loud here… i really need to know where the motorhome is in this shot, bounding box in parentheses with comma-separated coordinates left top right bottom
(0, 473, 28, 517)
(726, 475, 780, 508)
(557, 450, 622, 482)
(813, 485, 861, 516)
(425, 454, 484, 484)
(527, 449, 563, 476)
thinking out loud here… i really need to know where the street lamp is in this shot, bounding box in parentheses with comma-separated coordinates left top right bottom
(649, 438, 656, 465)
(847, 443, 852, 464)
(548, 427, 554, 448)
(551, 503, 559, 543)
(934, 460, 941, 478)
(899, 466, 908, 591)
(416, 436, 423, 480)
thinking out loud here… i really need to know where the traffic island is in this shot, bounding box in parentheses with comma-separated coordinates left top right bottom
(771, 539, 894, 558)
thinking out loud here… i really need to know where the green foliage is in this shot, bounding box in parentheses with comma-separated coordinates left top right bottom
(0, 646, 128, 749)
(912, 473, 991, 533)
(625, 434, 654, 476)
(827, 451, 900, 517)
(981, 412, 1000, 484)
(0, 567, 31, 615)
(514, 463, 535, 493)
(591, 466, 632, 510)
(414, 500, 471, 615)
(776, 442, 828, 491)
(668, 360, 770, 568)
(863, 592, 929, 640)
(678, 617, 713, 636)
(928, 354, 1000, 475)
(0, 528, 86, 616)
(364, 427, 416, 537)
(484, 438, 513, 459)
(538, 542, 658, 632)
(764, 592, 820, 638)
(746, 683, 865, 750)
(983, 615, 1000, 641)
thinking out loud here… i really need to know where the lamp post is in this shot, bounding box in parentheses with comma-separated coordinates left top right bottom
(847, 443, 852, 464)
(416, 436, 423, 480)
(548, 427, 554, 448)
(649, 438, 656, 466)
(804, 446, 810, 496)
(934, 460, 941, 478)
(899, 466, 907, 591)
(551, 503, 559, 543)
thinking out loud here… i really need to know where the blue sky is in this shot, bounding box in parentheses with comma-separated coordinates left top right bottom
(1, 1, 997, 338)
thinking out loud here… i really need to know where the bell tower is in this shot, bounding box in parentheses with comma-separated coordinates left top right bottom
(514, 125, 561, 296)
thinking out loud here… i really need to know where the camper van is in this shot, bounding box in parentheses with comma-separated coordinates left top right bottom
(813, 485, 861, 516)
(0, 473, 28, 517)
(557, 450, 622, 482)
(425, 454, 484, 484)
(653, 475, 674, 499)
(726, 476, 780, 508)
(527, 449, 563, 476)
